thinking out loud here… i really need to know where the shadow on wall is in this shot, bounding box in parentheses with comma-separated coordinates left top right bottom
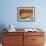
(0, 24, 7, 43)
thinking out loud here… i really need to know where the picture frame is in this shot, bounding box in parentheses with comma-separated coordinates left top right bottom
(17, 7, 35, 22)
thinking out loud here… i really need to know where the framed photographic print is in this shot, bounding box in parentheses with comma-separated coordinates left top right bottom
(17, 7, 35, 22)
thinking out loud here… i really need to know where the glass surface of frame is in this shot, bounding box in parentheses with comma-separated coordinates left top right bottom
(17, 7, 35, 22)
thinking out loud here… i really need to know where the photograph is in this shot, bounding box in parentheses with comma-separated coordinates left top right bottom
(17, 7, 35, 22)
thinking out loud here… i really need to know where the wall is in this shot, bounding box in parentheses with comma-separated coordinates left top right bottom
(0, 0, 46, 43)
(0, 0, 46, 29)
